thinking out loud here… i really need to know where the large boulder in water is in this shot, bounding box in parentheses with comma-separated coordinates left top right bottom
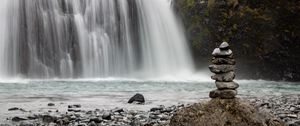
(170, 98, 285, 126)
(128, 93, 145, 104)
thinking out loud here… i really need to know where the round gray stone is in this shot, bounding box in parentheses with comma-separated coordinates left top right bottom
(209, 90, 220, 98)
(211, 71, 235, 82)
(212, 57, 236, 65)
(212, 48, 233, 57)
(209, 65, 235, 73)
(219, 89, 237, 99)
(209, 89, 237, 99)
(219, 42, 229, 50)
(216, 81, 239, 90)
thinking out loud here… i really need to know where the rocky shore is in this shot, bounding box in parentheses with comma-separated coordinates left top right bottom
(1, 95, 299, 126)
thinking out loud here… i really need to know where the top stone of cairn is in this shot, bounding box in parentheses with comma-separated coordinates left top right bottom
(212, 42, 232, 57)
(219, 41, 230, 50)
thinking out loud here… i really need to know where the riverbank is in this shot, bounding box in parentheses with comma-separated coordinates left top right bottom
(2, 95, 299, 126)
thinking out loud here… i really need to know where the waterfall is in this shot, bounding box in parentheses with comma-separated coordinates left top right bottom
(0, 0, 194, 79)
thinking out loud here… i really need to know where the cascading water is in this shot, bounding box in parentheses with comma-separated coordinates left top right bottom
(0, 0, 194, 79)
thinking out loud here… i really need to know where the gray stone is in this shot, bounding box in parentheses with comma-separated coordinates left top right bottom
(102, 112, 111, 120)
(89, 118, 102, 123)
(128, 93, 145, 104)
(219, 42, 230, 50)
(209, 65, 235, 73)
(212, 57, 236, 65)
(42, 115, 56, 123)
(11, 117, 27, 122)
(48, 103, 55, 106)
(19, 122, 34, 126)
(8, 107, 19, 111)
(209, 89, 237, 99)
(219, 89, 237, 99)
(216, 81, 239, 90)
(211, 71, 235, 82)
(212, 48, 233, 57)
(209, 90, 220, 98)
(68, 104, 81, 108)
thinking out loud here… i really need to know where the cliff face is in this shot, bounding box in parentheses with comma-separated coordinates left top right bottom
(174, 0, 300, 81)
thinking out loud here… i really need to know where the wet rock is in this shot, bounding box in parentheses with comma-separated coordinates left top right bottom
(287, 114, 298, 118)
(102, 112, 111, 120)
(150, 106, 164, 112)
(212, 48, 233, 57)
(48, 103, 55, 106)
(209, 64, 235, 73)
(211, 71, 235, 82)
(27, 115, 38, 120)
(89, 118, 102, 123)
(42, 115, 56, 123)
(88, 121, 97, 126)
(219, 89, 237, 99)
(128, 93, 145, 104)
(216, 81, 239, 90)
(8, 107, 19, 111)
(68, 104, 81, 108)
(212, 57, 236, 65)
(209, 89, 237, 99)
(209, 90, 220, 98)
(113, 108, 124, 113)
(219, 42, 229, 50)
(19, 122, 34, 126)
(11, 117, 27, 122)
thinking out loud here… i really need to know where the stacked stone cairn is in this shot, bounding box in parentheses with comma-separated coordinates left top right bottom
(209, 42, 239, 99)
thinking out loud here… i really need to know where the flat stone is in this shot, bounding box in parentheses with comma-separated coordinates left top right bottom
(216, 81, 239, 90)
(212, 57, 236, 65)
(219, 42, 230, 50)
(219, 89, 237, 99)
(209, 65, 235, 73)
(212, 48, 233, 57)
(12, 117, 27, 122)
(48, 103, 55, 106)
(89, 118, 102, 123)
(209, 90, 220, 98)
(8, 107, 19, 111)
(209, 89, 237, 99)
(68, 104, 81, 108)
(211, 71, 235, 82)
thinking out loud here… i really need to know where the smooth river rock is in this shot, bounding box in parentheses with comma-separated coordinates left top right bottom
(209, 89, 237, 99)
(128, 93, 145, 104)
(209, 64, 235, 73)
(212, 48, 233, 57)
(211, 71, 235, 82)
(219, 42, 230, 50)
(216, 81, 239, 90)
(212, 57, 236, 65)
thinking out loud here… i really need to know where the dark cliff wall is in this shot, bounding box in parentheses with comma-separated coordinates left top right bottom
(174, 0, 300, 81)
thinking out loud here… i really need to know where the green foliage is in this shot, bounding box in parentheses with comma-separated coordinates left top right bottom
(174, 0, 300, 81)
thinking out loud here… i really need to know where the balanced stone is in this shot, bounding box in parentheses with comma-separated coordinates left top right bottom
(211, 71, 235, 82)
(219, 42, 229, 50)
(209, 90, 220, 98)
(209, 65, 235, 73)
(212, 57, 236, 65)
(209, 89, 237, 99)
(219, 89, 237, 99)
(216, 81, 239, 90)
(212, 48, 233, 57)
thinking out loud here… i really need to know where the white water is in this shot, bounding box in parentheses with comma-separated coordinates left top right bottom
(0, 0, 194, 79)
